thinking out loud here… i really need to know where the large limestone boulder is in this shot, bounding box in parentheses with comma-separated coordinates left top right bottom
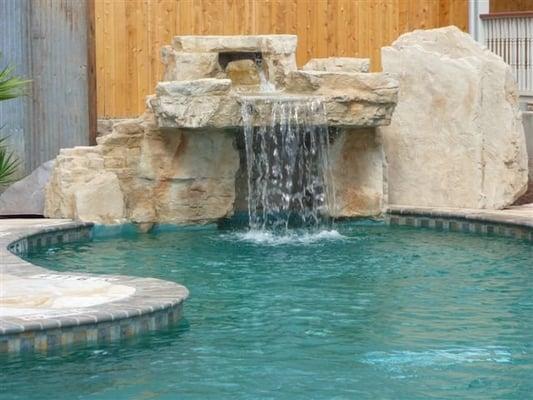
(0, 160, 54, 216)
(380, 26, 528, 209)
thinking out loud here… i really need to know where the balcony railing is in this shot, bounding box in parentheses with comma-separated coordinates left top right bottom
(481, 11, 533, 94)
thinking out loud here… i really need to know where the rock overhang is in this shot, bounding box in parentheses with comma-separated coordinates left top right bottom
(149, 72, 399, 129)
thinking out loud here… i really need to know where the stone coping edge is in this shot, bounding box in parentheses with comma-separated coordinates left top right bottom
(0, 220, 189, 352)
(386, 205, 533, 241)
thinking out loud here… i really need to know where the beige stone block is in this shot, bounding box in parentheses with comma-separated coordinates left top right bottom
(303, 57, 370, 73)
(75, 172, 125, 223)
(161, 47, 222, 81)
(328, 129, 384, 217)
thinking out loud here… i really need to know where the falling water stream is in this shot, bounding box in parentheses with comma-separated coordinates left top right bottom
(240, 96, 334, 232)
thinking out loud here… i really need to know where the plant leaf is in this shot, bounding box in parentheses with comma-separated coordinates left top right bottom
(0, 54, 30, 101)
(0, 136, 20, 186)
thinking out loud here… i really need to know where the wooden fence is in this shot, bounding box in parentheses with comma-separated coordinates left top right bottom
(95, 0, 469, 118)
(490, 0, 533, 13)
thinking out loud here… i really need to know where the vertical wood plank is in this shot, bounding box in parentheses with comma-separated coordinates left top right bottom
(257, 0, 272, 34)
(94, 0, 471, 117)
(112, 0, 126, 116)
(285, 0, 298, 35)
(295, 0, 309, 66)
(358, 0, 370, 58)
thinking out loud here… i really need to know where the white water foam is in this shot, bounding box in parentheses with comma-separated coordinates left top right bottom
(231, 229, 346, 245)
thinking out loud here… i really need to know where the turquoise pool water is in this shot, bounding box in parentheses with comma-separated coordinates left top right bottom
(2, 221, 532, 399)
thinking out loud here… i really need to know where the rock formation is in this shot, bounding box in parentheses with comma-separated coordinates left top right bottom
(46, 29, 529, 226)
(45, 35, 399, 225)
(380, 26, 528, 209)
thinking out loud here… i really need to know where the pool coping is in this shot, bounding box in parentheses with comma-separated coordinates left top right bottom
(386, 205, 533, 240)
(0, 219, 189, 353)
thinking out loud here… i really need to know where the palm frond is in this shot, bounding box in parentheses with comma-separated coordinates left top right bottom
(0, 136, 20, 186)
(0, 54, 30, 102)
(0, 54, 26, 185)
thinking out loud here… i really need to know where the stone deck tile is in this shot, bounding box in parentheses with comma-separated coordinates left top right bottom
(0, 219, 189, 350)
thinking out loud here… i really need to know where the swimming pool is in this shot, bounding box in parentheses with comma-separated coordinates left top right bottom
(2, 221, 532, 399)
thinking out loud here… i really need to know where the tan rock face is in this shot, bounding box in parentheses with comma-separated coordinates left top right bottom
(161, 46, 222, 81)
(149, 80, 240, 129)
(303, 57, 370, 73)
(286, 71, 399, 127)
(150, 72, 399, 129)
(45, 114, 240, 225)
(75, 172, 125, 222)
(44, 146, 125, 224)
(328, 129, 384, 217)
(45, 31, 531, 224)
(161, 35, 298, 89)
(225, 59, 260, 86)
(171, 35, 297, 54)
(380, 26, 528, 209)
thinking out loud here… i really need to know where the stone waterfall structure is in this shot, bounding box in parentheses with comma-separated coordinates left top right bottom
(45, 35, 399, 226)
(44, 28, 529, 227)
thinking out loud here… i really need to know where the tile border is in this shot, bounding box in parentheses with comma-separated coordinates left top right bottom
(0, 220, 189, 353)
(386, 206, 533, 241)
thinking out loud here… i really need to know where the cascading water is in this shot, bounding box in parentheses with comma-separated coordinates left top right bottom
(254, 57, 276, 93)
(241, 96, 335, 233)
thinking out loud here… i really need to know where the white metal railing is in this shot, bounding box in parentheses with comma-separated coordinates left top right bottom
(481, 12, 533, 95)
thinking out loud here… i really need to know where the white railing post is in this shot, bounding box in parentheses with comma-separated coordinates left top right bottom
(469, 0, 490, 43)
(481, 12, 533, 95)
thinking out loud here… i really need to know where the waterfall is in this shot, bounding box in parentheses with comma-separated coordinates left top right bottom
(241, 96, 334, 232)
(257, 69, 276, 93)
(254, 57, 276, 93)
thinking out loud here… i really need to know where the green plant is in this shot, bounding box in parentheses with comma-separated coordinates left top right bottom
(0, 58, 29, 101)
(0, 136, 19, 186)
(0, 54, 29, 185)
